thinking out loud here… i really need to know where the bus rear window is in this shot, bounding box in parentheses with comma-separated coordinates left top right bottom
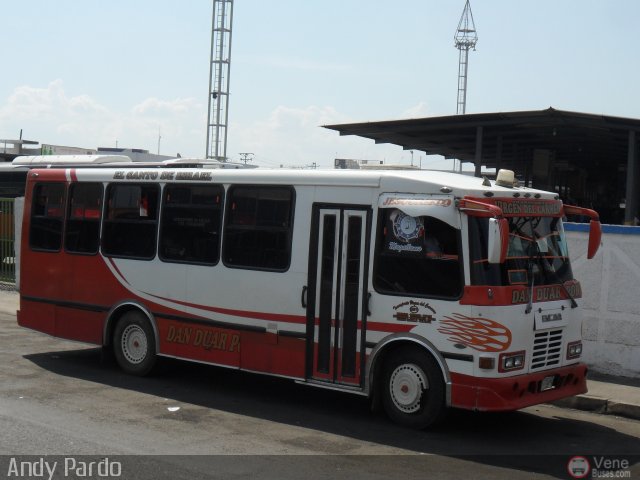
(30, 183, 65, 252)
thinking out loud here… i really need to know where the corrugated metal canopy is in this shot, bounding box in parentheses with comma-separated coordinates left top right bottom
(325, 107, 640, 225)
(324, 107, 640, 167)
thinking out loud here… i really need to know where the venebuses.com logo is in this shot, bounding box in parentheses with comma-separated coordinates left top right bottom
(567, 455, 632, 479)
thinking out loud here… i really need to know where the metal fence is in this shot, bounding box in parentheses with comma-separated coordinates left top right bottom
(0, 198, 15, 284)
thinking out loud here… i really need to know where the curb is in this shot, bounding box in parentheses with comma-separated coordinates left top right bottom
(607, 401, 640, 420)
(550, 395, 640, 421)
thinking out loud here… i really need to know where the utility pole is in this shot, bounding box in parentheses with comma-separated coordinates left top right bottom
(454, 0, 478, 115)
(206, 0, 234, 161)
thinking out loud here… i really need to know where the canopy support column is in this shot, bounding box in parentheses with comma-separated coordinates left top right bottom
(495, 134, 503, 173)
(625, 130, 638, 225)
(474, 126, 483, 177)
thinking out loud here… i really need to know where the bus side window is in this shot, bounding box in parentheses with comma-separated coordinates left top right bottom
(373, 209, 462, 298)
(65, 183, 103, 255)
(102, 184, 159, 259)
(159, 184, 224, 265)
(222, 186, 294, 271)
(30, 183, 65, 252)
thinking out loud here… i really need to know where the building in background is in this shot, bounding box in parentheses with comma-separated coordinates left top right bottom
(96, 147, 173, 163)
(1, 138, 173, 164)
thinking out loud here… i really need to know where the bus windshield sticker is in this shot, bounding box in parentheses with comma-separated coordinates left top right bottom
(379, 193, 459, 228)
(385, 210, 423, 254)
(391, 211, 424, 242)
(380, 194, 452, 209)
(494, 199, 562, 216)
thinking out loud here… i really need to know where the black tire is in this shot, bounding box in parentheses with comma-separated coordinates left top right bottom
(381, 347, 446, 429)
(113, 311, 157, 376)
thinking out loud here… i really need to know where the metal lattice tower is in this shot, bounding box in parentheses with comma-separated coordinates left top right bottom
(206, 0, 234, 160)
(454, 0, 478, 115)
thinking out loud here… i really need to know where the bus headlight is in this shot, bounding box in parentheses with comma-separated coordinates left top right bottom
(498, 351, 525, 372)
(567, 341, 583, 359)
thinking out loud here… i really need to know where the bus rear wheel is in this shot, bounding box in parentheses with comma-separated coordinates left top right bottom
(113, 311, 156, 376)
(381, 348, 446, 429)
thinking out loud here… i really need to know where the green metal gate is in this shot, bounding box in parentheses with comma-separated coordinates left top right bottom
(0, 198, 15, 284)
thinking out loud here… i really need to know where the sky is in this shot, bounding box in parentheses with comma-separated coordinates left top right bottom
(1, 0, 639, 169)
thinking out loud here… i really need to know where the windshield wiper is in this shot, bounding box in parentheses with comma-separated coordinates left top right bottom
(524, 218, 540, 315)
(539, 258, 578, 309)
(524, 237, 536, 315)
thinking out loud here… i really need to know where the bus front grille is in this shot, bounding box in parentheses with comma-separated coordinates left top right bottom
(531, 329, 563, 370)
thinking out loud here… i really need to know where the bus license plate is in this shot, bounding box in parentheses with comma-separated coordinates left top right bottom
(541, 375, 556, 391)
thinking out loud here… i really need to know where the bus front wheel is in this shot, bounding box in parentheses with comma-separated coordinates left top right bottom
(381, 348, 446, 429)
(113, 311, 157, 376)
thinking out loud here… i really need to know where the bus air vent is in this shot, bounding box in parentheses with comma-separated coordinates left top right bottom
(530, 329, 563, 370)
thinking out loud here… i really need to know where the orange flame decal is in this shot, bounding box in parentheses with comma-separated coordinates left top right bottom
(437, 314, 512, 352)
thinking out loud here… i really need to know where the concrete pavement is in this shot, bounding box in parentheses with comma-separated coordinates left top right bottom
(1, 286, 638, 421)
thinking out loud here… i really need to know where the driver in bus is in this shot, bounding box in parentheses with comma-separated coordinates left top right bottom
(424, 231, 443, 258)
(422, 218, 443, 259)
(423, 217, 459, 260)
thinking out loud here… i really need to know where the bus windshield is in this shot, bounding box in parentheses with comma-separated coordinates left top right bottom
(468, 216, 573, 287)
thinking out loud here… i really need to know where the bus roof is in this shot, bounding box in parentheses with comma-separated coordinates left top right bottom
(31, 166, 559, 201)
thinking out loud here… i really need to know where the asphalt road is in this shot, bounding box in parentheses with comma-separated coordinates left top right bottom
(1, 298, 638, 480)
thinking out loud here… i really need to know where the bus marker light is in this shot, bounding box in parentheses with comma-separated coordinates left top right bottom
(478, 357, 494, 370)
(495, 169, 515, 188)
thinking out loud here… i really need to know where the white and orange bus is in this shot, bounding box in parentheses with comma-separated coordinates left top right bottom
(17, 165, 601, 428)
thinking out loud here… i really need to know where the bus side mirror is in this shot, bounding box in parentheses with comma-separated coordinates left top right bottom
(487, 218, 509, 264)
(564, 204, 602, 260)
(587, 219, 602, 259)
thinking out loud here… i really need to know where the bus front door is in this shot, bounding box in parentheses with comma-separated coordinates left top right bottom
(307, 207, 370, 387)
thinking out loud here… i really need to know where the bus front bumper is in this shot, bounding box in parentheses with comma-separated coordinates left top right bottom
(449, 363, 588, 412)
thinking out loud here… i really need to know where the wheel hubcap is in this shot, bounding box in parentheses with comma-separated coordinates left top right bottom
(121, 324, 147, 365)
(389, 363, 428, 413)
